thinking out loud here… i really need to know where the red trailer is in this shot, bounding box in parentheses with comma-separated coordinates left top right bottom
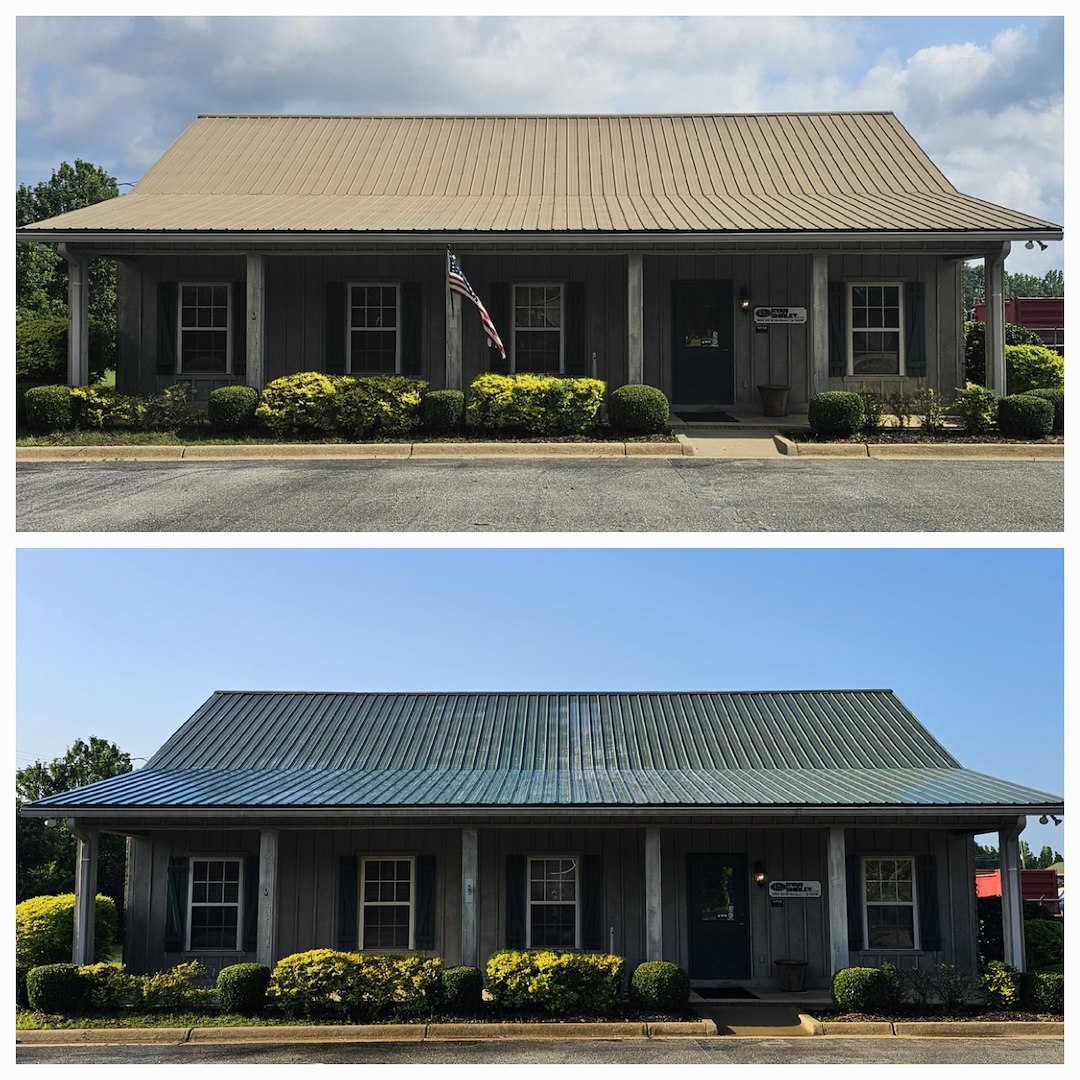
(976, 868, 1062, 915)
(974, 296, 1064, 353)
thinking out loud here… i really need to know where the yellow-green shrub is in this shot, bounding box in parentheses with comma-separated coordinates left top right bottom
(468, 374, 606, 434)
(484, 950, 624, 1014)
(16, 894, 118, 968)
(255, 372, 339, 437)
(1005, 344, 1064, 394)
(330, 375, 427, 437)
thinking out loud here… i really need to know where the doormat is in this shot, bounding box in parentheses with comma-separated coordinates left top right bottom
(673, 412, 740, 424)
(694, 987, 759, 1000)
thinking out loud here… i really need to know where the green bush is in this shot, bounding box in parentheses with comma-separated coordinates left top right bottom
(807, 391, 864, 438)
(933, 963, 974, 1013)
(440, 965, 484, 1014)
(1023, 918, 1064, 972)
(1005, 344, 1064, 394)
(26, 964, 89, 1014)
(15, 317, 115, 386)
(420, 389, 466, 434)
(607, 384, 670, 434)
(23, 384, 75, 433)
(77, 962, 143, 1009)
(856, 386, 886, 436)
(70, 386, 147, 430)
(629, 961, 690, 1010)
(484, 950, 624, 1015)
(1025, 971, 1064, 1013)
(17, 964, 32, 1009)
(255, 372, 339, 437)
(1023, 388, 1064, 435)
(143, 382, 199, 431)
(952, 383, 997, 433)
(208, 385, 259, 432)
(468, 374, 606, 435)
(997, 393, 1054, 439)
(979, 960, 1021, 1010)
(914, 386, 947, 435)
(217, 962, 271, 1014)
(831, 967, 895, 1012)
(965, 321, 1045, 385)
(16, 894, 118, 968)
(330, 375, 427, 438)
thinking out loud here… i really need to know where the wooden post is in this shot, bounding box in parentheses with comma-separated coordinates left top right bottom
(256, 829, 278, 967)
(446, 250, 462, 390)
(827, 827, 849, 975)
(644, 827, 662, 960)
(627, 253, 644, 385)
(999, 820, 1026, 970)
(58, 244, 89, 386)
(71, 825, 99, 965)
(246, 253, 266, 390)
(811, 253, 830, 395)
(461, 828, 478, 968)
(985, 243, 1010, 394)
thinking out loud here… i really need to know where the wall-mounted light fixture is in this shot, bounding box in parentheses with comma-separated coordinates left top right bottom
(739, 288, 751, 313)
(1025, 239, 1049, 251)
(1039, 814, 1062, 826)
(753, 861, 767, 887)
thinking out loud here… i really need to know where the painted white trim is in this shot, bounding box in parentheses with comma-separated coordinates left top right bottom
(177, 282, 233, 377)
(511, 283, 564, 375)
(185, 855, 244, 953)
(347, 282, 401, 375)
(846, 281, 906, 378)
(860, 855, 921, 952)
(525, 854, 580, 950)
(359, 854, 416, 952)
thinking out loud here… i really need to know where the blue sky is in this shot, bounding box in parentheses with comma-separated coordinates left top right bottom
(14, 11, 1064, 275)
(15, 546, 1065, 857)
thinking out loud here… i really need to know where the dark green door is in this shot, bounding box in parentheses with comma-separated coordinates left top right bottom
(687, 854, 750, 980)
(672, 281, 734, 405)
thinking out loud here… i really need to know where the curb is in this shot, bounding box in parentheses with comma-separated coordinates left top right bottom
(817, 1020, 1064, 1039)
(782, 442, 1061, 460)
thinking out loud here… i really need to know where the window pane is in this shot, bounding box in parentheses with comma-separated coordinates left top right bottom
(852, 332, 900, 375)
(867, 905, 915, 949)
(530, 904, 576, 948)
(363, 905, 410, 949)
(190, 906, 238, 950)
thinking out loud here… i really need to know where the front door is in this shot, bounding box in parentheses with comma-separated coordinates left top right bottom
(687, 853, 750, 980)
(672, 281, 734, 406)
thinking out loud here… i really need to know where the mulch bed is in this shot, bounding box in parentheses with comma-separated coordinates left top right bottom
(817, 1007, 1061, 1023)
(786, 428, 1062, 445)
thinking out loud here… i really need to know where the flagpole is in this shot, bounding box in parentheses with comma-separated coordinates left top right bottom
(446, 248, 462, 391)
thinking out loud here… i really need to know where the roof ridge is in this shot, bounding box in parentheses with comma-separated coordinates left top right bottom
(195, 111, 898, 120)
(208, 688, 898, 696)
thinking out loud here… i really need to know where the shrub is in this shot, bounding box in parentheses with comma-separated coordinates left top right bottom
(484, 950, 624, 1015)
(26, 964, 89, 1014)
(139, 961, 211, 1009)
(1023, 918, 1064, 972)
(23, 384, 75, 433)
(440, 965, 484, 1014)
(17, 964, 32, 1009)
(78, 962, 142, 1009)
(629, 961, 690, 1010)
(208, 385, 259, 432)
(330, 375, 427, 438)
(1025, 971, 1064, 1014)
(952, 383, 997, 434)
(979, 960, 1021, 1010)
(255, 372, 339, 437)
(607, 384, 670, 435)
(1006, 344, 1064, 394)
(217, 962, 271, 1014)
(964, 321, 1045, 385)
(1023, 388, 1064, 435)
(15, 317, 115, 386)
(997, 394, 1054, 440)
(886, 390, 915, 429)
(468, 374, 606, 435)
(143, 382, 199, 431)
(807, 391, 864, 438)
(16, 894, 118, 968)
(831, 967, 895, 1013)
(856, 386, 886, 436)
(914, 386, 947, 435)
(70, 386, 147, 430)
(933, 964, 973, 1014)
(420, 389, 466, 434)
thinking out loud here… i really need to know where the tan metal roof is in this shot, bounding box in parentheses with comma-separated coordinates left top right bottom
(21, 113, 1060, 236)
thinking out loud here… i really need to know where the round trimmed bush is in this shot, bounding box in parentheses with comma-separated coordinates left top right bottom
(208, 385, 259, 432)
(216, 962, 271, 1014)
(1022, 918, 1064, 972)
(23, 384, 75, 433)
(629, 961, 690, 1010)
(997, 393, 1054, 439)
(17, 964, 32, 1009)
(808, 391, 864, 438)
(26, 964, 88, 1014)
(831, 967, 894, 1013)
(255, 372, 339, 437)
(1022, 388, 1063, 435)
(1029, 972, 1063, 1013)
(421, 389, 466, 434)
(440, 965, 483, 1014)
(1005, 344, 1063, 394)
(607, 384, 670, 435)
(17, 894, 118, 969)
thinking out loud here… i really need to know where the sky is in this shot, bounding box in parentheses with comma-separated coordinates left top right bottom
(13, 10, 1065, 276)
(15, 546, 1066, 858)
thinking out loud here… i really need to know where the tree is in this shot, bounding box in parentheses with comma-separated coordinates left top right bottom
(963, 262, 1065, 313)
(1018, 840, 1036, 869)
(16, 160, 120, 347)
(974, 842, 999, 869)
(16, 737, 132, 910)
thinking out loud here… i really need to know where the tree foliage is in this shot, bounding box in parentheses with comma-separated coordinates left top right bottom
(962, 263, 1065, 313)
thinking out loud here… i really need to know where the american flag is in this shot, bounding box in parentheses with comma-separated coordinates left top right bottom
(448, 250, 506, 359)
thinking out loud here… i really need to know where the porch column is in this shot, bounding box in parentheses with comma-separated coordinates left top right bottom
(627, 253, 644, 385)
(984, 242, 1010, 395)
(446, 252, 462, 390)
(826, 827, 849, 975)
(999, 819, 1026, 970)
(246, 253, 266, 390)
(644, 827, 662, 960)
(461, 828, 478, 967)
(256, 829, 278, 967)
(810, 253, 830, 395)
(58, 244, 90, 386)
(71, 824, 99, 964)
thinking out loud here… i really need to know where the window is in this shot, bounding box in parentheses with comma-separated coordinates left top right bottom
(528, 856, 578, 948)
(187, 858, 242, 950)
(361, 857, 414, 949)
(349, 284, 399, 374)
(179, 283, 231, 374)
(863, 857, 918, 949)
(849, 283, 904, 376)
(513, 284, 563, 373)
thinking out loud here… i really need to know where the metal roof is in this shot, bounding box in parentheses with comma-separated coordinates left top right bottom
(26, 691, 1064, 812)
(19, 113, 1060, 237)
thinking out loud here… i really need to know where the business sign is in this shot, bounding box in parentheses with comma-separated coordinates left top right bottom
(754, 306, 807, 324)
(768, 880, 821, 898)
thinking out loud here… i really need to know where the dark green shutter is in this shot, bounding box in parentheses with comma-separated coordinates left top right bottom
(164, 856, 188, 952)
(156, 281, 178, 376)
(505, 854, 525, 949)
(916, 855, 941, 951)
(400, 282, 423, 377)
(338, 855, 359, 951)
(242, 855, 259, 952)
(415, 854, 436, 950)
(232, 282, 247, 381)
(487, 282, 510, 375)
(580, 854, 603, 950)
(905, 280, 927, 377)
(564, 282, 588, 377)
(845, 855, 864, 951)
(828, 281, 845, 377)
(325, 282, 347, 375)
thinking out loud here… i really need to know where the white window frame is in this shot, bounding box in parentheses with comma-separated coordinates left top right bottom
(359, 855, 416, 952)
(511, 283, 564, 375)
(861, 855, 920, 951)
(347, 282, 401, 375)
(185, 856, 243, 952)
(526, 855, 580, 950)
(177, 282, 232, 376)
(847, 281, 905, 377)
